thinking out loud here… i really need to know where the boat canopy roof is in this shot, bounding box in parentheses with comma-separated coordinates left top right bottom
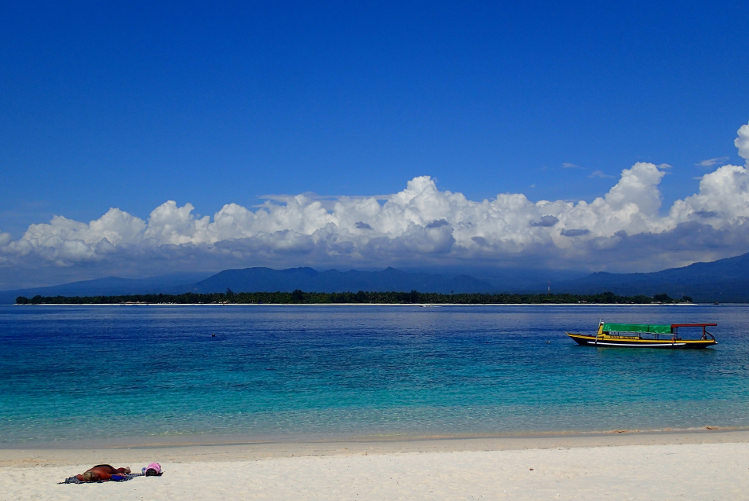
(602, 323, 673, 334)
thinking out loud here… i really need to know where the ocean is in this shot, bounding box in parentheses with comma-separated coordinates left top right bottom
(1, 303, 748, 447)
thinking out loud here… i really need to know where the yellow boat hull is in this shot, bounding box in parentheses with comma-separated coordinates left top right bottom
(567, 332, 717, 349)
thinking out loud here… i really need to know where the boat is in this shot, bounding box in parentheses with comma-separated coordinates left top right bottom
(567, 321, 717, 348)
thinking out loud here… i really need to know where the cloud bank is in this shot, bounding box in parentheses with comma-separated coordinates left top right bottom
(2, 121, 749, 289)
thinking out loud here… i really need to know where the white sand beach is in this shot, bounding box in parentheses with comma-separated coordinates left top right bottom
(2, 430, 748, 500)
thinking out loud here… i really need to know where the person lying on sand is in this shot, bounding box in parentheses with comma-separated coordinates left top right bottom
(76, 464, 131, 482)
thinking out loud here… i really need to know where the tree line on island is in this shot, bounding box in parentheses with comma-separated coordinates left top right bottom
(16, 290, 691, 305)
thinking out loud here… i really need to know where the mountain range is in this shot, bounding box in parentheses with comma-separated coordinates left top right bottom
(552, 252, 749, 302)
(3, 251, 749, 303)
(192, 266, 496, 294)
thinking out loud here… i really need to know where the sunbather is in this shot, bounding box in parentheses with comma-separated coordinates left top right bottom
(76, 464, 131, 482)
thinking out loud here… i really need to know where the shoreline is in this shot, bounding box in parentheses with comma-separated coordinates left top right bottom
(5, 423, 746, 449)
(3, 427, 749, 466)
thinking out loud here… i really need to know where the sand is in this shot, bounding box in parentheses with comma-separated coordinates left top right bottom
(2, 430, 748, 500)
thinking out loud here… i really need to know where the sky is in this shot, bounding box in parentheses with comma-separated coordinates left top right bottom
(1, 1, 749, 289)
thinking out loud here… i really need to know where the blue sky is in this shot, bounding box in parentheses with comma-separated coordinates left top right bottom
(1, 1, 749, 289)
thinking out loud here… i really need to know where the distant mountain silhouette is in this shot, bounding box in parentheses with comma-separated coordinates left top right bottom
(4, 252, 749, 303)
(0, 273, 208, 304)
(192, 267, 496, 294)
(554, 252, 749, 302)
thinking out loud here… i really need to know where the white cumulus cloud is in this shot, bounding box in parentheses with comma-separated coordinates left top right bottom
(736, 122, 749, 162)
(2, 120, 749, 288)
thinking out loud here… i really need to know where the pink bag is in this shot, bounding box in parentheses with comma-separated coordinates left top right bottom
(143, 462, 162, 476)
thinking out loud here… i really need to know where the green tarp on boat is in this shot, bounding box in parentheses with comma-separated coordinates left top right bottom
(602, 323, 673, 334)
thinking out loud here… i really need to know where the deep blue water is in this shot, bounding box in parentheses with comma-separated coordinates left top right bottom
(1, 304, 748, 447)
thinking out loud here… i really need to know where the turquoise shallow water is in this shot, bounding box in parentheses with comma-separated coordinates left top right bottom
(1, 304, 748, 447)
